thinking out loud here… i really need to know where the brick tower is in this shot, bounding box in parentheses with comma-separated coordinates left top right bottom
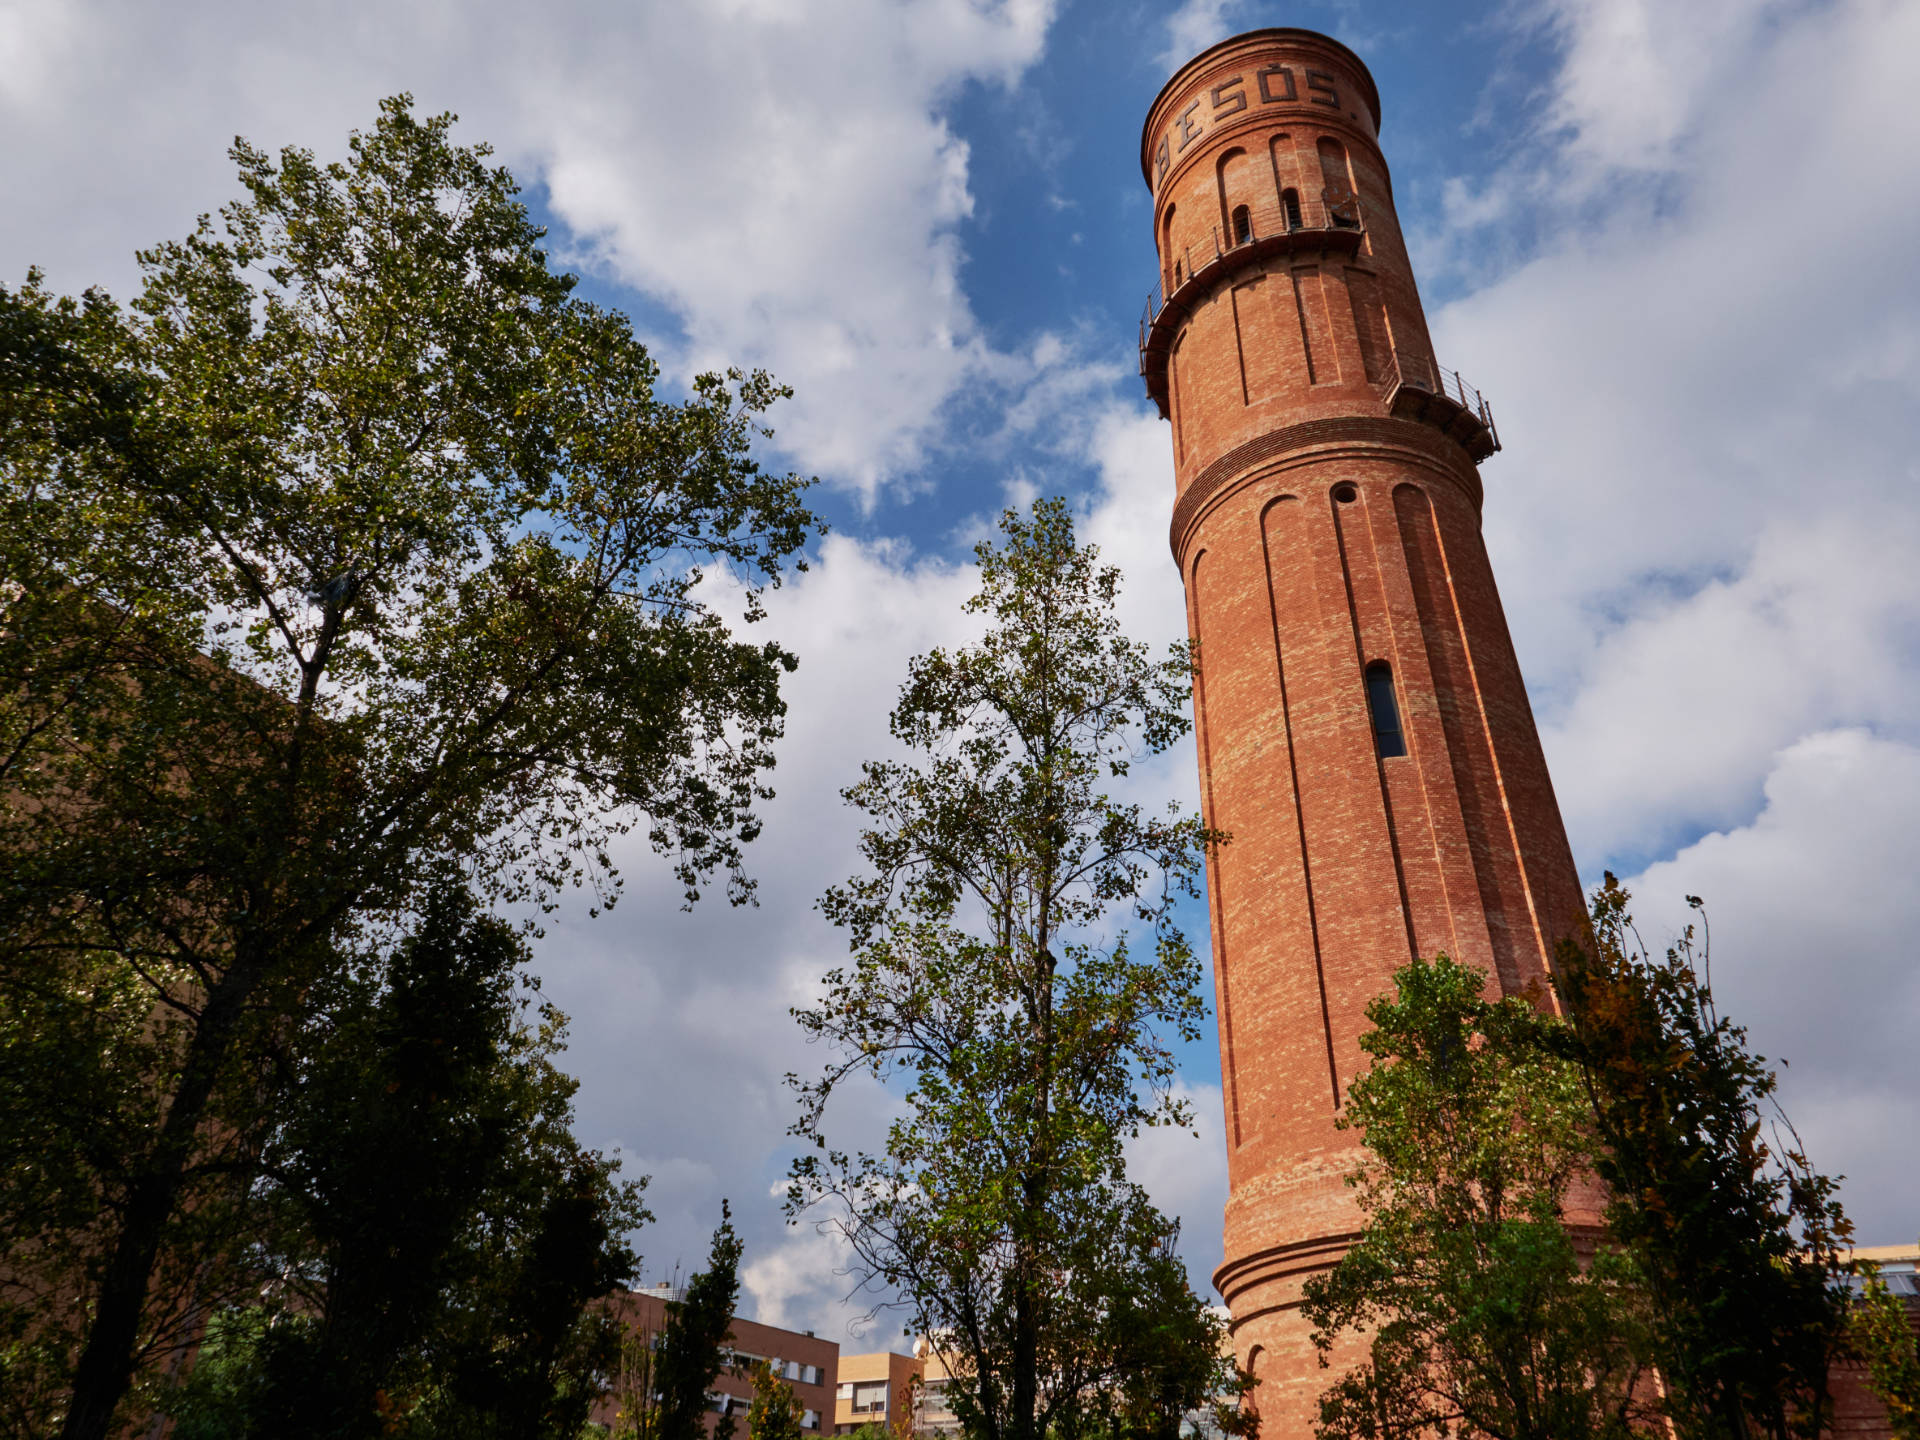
(1138, 29, 1587, 1435)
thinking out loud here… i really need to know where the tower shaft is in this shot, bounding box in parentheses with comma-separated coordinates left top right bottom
(1139, 29, 1586, 1435)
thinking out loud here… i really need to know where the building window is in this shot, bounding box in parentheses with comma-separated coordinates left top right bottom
(1365, 663, 1407, 758)
(1231, 204, 1252, 245)
(1282, 188, 1303, 231)
(803, 1411, 820, 1430)
(837, 1383, 854, 1401)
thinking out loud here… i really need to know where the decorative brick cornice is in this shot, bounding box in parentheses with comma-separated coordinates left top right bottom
(1168, 415, 1481, 565)
(1212, 1231, 1366, 1324)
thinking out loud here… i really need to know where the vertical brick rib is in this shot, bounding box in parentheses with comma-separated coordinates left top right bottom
(1393, 481, 1531, 992)
(1185, 547, 1244, 1147)
(1373, 483, 1497, 973)
(1426, 487, 1585, 995)
(1258, 495, 1339, 1110)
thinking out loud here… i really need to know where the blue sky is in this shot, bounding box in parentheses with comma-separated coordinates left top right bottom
(6, 0, 1918, 1344)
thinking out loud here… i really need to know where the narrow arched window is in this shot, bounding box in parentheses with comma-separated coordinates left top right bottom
(1282, 188, 1303, 231)
(1365, 662, 1407, 758)
(1232, 205, 1252, 245)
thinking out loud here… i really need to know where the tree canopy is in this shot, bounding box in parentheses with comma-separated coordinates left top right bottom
(789, 499, 1231, 1440)
(0, 94, 814, 1438)
(1307, 884, 1869, 1440)
(1552, 879, 1854, 1440)
(1302, 955, 1651, 1440)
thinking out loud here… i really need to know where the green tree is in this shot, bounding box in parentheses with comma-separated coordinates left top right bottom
(160, 883, 646, 1440)
(0, 95, 813, 1439)
(745, 1360, 806, 1440)
(1847, 1268, 1920, 1440)
(626, 1206, 744, 1440)
(1301, 955, 1654, 1440)
(1060, 1222, 1245, 1440)
(789, 499, 1226, 1440)
(1553, 879, 1853, 1440)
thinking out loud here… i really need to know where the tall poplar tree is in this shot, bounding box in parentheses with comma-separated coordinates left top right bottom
(0, 96, 814, 1438)
(1553, 880, 1854, 1440)
(646, 1207, 745, 1440)
(605, 1207, 748, 1440)
(789, 499, 1230, 1440)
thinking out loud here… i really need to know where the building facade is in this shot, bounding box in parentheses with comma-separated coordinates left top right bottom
(833, 1349, 920, 1435)
(1138, 27, 1590, 1436)
(832, 1341, 961, 1438)
(606, 1287, 838, 1436)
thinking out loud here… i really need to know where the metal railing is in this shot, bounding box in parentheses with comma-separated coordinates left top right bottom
(1380, 353, 1500, 451)
(1139, 187, 1363, 347)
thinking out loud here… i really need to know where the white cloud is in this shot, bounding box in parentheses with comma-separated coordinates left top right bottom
(1526, 0, 1794, 176)
(0, 0, 1058, 497)
(1157, 0, 1254, 72)
(1127, 1081, 1230, 1289)
(1618, 730, 1920, 1245)
(1540, 513, 1920, 863)
(739, 1181, 911, 1347)
(1427, 0, 1920, 858)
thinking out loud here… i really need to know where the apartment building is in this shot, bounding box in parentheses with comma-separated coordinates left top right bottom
(607, 1285, 839, 1436)
(831, 1338, 959, 1438)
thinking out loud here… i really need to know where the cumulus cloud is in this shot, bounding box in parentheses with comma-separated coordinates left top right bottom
(1540, 514, 1920, 863)
(1428, 0, 1920, 850)
(1525, 0, 1795, 176)
(0, 0, 1057, 497)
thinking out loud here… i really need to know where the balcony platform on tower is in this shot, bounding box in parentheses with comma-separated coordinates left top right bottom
(1138, 191, 1366, 420)
(1379, 355, 1502, 462)
(1137, 191, 1502, 466)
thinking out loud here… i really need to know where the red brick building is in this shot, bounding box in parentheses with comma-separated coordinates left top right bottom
(1138, 27, 1588, 1436)
(602, 1286, 838, 1436)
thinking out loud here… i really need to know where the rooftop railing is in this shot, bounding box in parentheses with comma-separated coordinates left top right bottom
(1139, 186, 1364, 349)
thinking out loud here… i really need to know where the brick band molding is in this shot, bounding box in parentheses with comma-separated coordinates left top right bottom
(1168, 414, 1481, 563)
(1212, 1231, 1367, 1324)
